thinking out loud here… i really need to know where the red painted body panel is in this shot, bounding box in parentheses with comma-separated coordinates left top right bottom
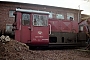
(49, 19, 60, 32)
(21, 26, 31, 43)
(71, 21, 79, 33)
(60, 20, 72, 32)
(49, 19, 79, 33)
(15, 12, 31, 43)
(31, 27, 49, 45)
(15, 12, 21, 42)
(15, 30, 21, 42)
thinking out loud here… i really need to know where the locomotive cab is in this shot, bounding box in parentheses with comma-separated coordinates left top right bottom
(13, 8, 49, 46)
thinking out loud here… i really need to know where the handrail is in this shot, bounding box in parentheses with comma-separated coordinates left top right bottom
(19, 19, 21, 30)
(49, 24, 51, 35)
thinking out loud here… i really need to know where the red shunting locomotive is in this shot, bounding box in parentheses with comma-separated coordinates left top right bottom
(13, 8, 87, 47)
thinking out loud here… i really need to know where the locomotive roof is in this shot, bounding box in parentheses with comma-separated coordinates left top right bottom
(16, 8, 50, 14)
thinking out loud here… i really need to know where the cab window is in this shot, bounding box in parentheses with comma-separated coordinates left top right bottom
(22, 13, 30, 25)
(33, 14, 48, 26)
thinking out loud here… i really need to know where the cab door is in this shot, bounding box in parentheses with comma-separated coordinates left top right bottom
(20, 13, 31, 43)
(31, 14, 49, 46)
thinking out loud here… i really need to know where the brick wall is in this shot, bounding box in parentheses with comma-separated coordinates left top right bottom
(0, 1, 81, 34)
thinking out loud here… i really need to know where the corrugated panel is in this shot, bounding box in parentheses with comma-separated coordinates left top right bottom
(49, 20, 59, 32)
(61, 20, 72, 32)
